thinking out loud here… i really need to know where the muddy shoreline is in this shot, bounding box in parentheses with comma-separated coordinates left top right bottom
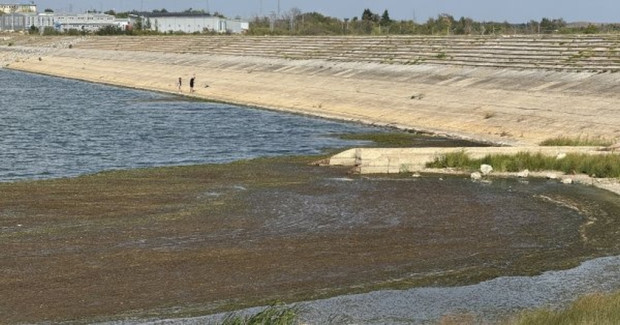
(2, 156, 620, 323)
(104, 254, 620, 324)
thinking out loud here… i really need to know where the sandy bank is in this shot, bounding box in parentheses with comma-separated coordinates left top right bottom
(3, 35, 620, 146)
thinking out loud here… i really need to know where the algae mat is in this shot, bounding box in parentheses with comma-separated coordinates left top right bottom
(1, 156, 619, 323)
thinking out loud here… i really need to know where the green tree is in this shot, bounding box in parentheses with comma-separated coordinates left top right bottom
(134, 16, 143, 30)
(583, 24, 599, 34)
(380, 10, 391, 27)
(362, 9, 378, 22)
(96, 25, 125, 35)
(42, 26, 59, 35)
(540, 17, 566, 33)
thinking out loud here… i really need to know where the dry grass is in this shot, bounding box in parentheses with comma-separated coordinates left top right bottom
(540, 136, 615, 147)
(507, 291, 620, 325)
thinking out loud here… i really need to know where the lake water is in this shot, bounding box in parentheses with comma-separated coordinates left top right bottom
(0, 69, 380, 182)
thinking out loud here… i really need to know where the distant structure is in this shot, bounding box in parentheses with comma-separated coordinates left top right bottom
(142, 12, 249, 34)
(0, 3, 36, 14)
(0, 4, 248, 34)
(0, 3, 39, 31)
(53, 13, 117, 32)
(0, 12, 120, 32)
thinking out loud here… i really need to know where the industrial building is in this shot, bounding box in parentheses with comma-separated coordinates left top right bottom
(53, 13, 117, 32)
(0, 12, 118, 32)
(0, 12, 54, 31)
(0, 3, 36, 14)
(144, 13, 248, 34)
(0, 4, 248, 34)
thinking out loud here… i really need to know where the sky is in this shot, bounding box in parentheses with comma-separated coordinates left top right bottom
(33, 1, 620, 23)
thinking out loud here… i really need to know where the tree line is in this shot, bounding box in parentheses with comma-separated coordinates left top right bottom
(248, 8, 620, 36)
(25, 7, 620, 36)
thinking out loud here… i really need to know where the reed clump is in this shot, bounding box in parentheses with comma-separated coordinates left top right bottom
(427, 151, 620, 178)
(540, 136, 615, 147)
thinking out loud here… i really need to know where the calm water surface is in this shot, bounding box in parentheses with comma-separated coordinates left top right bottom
(0, 70, 380, 182)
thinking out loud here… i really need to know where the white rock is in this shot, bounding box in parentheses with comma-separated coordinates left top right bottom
(470, 172, 482, 180)
(411, 172, 421, 178)
(546, 173, 559, 179)
(561, 178, 573, 184)
(480, 164, 493, 175)
(556, 153, 567, 160)
(517, 169, 530, 178)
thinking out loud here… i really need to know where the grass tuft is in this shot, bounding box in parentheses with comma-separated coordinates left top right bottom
(427, 152, 620, 178)
(540, 136, 615, 147)
(221, 303, 298, 325)
(507, 291, 620, 325)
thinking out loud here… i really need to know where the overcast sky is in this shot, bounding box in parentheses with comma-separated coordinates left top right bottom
(34, 0, 620, 23)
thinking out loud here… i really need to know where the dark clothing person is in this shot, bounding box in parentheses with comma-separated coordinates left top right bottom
(189, 76, 195, 93)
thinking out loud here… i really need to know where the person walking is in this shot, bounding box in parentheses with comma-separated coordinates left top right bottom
(189, 74, 196, 93)
(177, 77, 182, 92)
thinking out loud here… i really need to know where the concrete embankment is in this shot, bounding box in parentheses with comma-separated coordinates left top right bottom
(2, 35, 620, 146)
(326, 145, 620, 195)
(328, 146, 606, 173)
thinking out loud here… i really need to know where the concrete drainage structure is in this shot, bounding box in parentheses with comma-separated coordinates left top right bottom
(328, 146, 607, 174)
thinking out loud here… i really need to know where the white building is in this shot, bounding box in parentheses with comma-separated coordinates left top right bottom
(0, 10, 248, 34)
(54, 13, 116, 32)
(145, 14, 248, 34)
(0, 13, 27, 31)
(25, 12, 54, 30)
(0, 12, 119, 33)
(0, 3, 36, 14)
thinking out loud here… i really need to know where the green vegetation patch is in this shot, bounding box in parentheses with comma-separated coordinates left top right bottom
(338, 132, 488, 148)
(540, 136, 615, 147)
(507, 290, 620, 325)
(3, 154, 619, 323)
(427, 151, 620, 178)
(339, 132, 424, 147)
(221, 303, 298, 325)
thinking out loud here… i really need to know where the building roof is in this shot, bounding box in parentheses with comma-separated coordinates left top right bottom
(138, 12, 220, 19)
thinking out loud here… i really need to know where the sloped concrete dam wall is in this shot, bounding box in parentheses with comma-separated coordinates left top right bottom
(3, 35, 620, 145)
